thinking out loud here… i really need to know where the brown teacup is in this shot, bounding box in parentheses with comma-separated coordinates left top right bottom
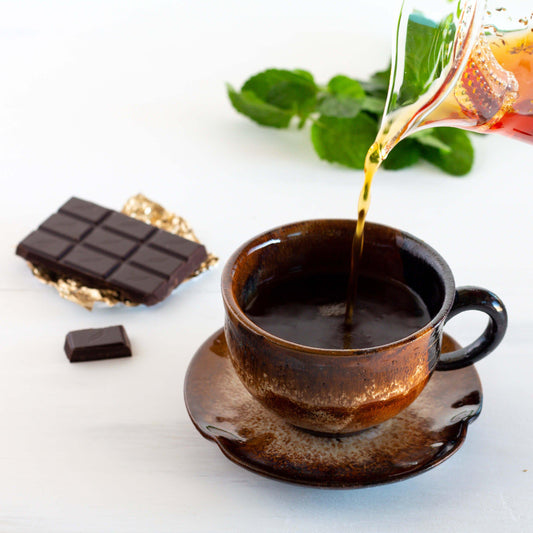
(221, 220, 507, 435)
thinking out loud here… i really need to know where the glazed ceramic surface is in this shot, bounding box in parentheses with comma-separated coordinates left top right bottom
(221, 219, 505, 434)
(184, 329, 483, 488)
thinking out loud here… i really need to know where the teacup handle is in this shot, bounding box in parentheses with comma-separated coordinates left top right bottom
(437, 286, 508, 371)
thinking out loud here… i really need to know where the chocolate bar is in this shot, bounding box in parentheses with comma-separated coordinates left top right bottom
(16, 197, 207, 305)
(64, 325, 131, 362)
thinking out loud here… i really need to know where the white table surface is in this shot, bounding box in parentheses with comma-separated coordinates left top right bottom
(1, 1, 532, 531)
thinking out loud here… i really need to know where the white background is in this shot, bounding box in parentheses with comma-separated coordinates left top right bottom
(1, 1, 532, 531)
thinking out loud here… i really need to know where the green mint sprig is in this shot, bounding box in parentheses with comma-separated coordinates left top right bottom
(226, 66, 474, 176)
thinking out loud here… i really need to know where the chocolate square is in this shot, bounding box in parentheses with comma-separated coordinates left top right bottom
(40, 213, 92, 241)
(17, 231, 73, 260)
(148, 230, 204, 259)
(108, 263, 166, 296)
(59, 197, 111, 224)
(65, 325, 132, 362)
(129, 247, 184, 278)
(63, 246, 120, 277)
(103, 213, 156, 241)
(84, 227, 138, 259)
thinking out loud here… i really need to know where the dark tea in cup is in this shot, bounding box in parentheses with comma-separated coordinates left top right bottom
(245, 271, 431, 350)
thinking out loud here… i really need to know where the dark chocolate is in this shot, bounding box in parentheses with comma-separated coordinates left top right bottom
(64, 325, 132, 362)
(16, 197, 208, 305)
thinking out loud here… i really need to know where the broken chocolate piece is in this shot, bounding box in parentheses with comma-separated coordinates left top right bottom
(64, 325, 132, 362)
(16, 197, 208, 305)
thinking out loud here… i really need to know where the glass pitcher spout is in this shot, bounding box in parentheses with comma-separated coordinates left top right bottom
(377, 0, 533, 159)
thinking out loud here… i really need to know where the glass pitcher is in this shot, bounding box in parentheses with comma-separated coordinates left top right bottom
(376, 0, 533, 160)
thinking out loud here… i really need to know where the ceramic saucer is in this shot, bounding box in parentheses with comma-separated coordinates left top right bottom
(184, 329, 482, 488)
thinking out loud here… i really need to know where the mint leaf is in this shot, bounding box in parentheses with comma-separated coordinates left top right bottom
(317, 95, 362, 118)
(359, 66, 391, 98)
(419, 127, 473, 175)
(410, 129, 452, 152)
(292, 69, 315, 82)
(311, 113, 378, 169)
(316, 74, 366, 118)
(266, 82, 317, 116)
(382, 139, 421, 169)
(361, 96, 386, 115)
(227, 84, 293, 128)
(242, 69, 317, 100)
(327, 75, 366, 99)
(241, 69, 318, 120)
(399, 13, 455, 105)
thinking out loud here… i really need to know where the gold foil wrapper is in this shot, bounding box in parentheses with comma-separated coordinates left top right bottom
(29, 194, 218, 310)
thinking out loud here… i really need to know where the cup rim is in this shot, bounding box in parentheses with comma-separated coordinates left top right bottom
(221, 219, 456, 357)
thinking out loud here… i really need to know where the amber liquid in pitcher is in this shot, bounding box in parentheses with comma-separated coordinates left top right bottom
(426, 29, 533, 140)
(345, 28, 533, 326)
